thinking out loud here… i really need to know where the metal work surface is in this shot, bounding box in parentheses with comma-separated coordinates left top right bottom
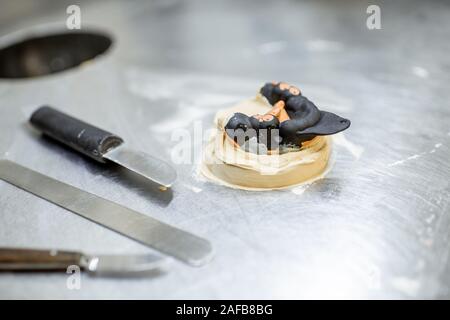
(0, 0, 449, 299)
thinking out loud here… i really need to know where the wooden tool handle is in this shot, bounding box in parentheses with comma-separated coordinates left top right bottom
(0, 248, 83, 271)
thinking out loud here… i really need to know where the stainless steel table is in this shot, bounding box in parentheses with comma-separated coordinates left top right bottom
(0, 0, 449, 299)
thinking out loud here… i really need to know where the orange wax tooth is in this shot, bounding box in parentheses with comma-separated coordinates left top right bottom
(279, 82, 290, 90)
(264, 100, 290, 122)
(266, 100, 285, 117)
(279, 109, 290, 122)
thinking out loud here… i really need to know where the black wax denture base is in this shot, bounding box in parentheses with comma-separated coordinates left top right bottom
(280, 111, 350, 146)
(226, 111, 350, 148)
(297, 111, 350, 136)
(225, 81, 351, 149)
(260, 82, 294, 105)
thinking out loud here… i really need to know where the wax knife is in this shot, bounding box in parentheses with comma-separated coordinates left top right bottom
(0, 160, 213, 266)
(29, 106, 177, 188)
(0, 247, 170, 276)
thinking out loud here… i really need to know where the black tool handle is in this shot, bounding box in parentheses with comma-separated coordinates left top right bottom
(0, 248, 83, 272)
(30, 106, 124, 163)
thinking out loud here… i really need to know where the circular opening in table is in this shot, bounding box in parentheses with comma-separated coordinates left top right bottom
(0, 31, 113, 79)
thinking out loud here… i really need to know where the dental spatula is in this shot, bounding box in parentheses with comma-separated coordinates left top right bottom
(0, 160, 213, 266)
(0, 247, 170, 277)
(29, 106, 177, 188)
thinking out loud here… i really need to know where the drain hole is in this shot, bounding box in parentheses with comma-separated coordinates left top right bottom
(0, 31, 112, 79)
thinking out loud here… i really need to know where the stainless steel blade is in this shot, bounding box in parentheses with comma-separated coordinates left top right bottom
(103, 146, 177, 188)
(0, 247, 170, 277)
(82, 254, 171, 276)
(0, 160, 213, 266)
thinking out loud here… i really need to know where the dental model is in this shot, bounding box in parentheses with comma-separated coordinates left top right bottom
(201, 82, 351, 190)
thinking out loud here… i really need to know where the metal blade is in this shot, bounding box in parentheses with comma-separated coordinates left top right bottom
(83, 254, 171, 276)
(103, 146, 177, 188)
(0, 160, 213, 266)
